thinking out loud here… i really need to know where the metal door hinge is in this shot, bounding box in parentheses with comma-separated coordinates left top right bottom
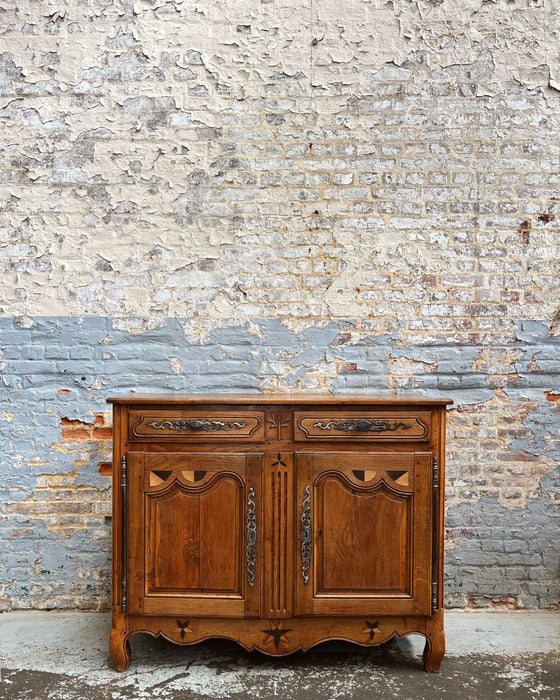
(121, 455, 127, 612)
(432, 455, 438, 613)
(432, 457, 439, 612)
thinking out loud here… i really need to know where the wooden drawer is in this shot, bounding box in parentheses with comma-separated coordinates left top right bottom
(129, 410, 265, 441)
(294, 411, 431, 441)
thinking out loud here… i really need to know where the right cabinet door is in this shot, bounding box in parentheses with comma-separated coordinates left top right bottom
(295, 451, 433, 616)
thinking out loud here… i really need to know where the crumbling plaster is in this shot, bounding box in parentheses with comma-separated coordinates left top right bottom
(1, 0, 560, 320)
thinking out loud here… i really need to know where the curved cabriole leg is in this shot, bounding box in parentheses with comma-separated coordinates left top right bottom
(110, 626, 131, 671)
(422, 628, 445, 673)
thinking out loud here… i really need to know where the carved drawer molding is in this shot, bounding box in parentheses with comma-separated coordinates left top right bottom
(294, 412, 430, 441)
(129, 410, 265, 441)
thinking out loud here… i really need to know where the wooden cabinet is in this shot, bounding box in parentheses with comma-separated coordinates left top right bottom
(109, 394, 451, 672)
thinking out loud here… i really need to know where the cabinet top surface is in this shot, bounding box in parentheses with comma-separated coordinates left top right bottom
(107, 393, 453, 406)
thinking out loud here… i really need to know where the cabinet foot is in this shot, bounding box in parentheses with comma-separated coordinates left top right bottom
(422, 629, 445, 673)
(110, 627, 131, 672)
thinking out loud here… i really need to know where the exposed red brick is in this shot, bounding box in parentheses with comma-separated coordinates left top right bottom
(61, 427, 91, 441)
(98, 462, 113, 477)
(496, 451, 539, 462)
(466, 304, 508, 316)
(92, 427, 112, 439)
(486, 376, 509, 389)
(60, 415, 110, 442)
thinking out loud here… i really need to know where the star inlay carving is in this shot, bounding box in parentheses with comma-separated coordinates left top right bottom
(261, 621, 293, 649)
(271, 453, 287, 468)
(362, 619, 381, 641)
(177, 619, 192, 639)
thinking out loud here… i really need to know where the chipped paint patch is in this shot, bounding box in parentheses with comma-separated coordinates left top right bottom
(1, 3, 560, 322)
(1, 316, 560, 609)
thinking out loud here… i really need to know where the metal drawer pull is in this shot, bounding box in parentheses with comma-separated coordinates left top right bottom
(148, 419, 246, 432)
(246, 487, 257, 587)
(301, 485, 312, 584)
(313, 419, 412, 433)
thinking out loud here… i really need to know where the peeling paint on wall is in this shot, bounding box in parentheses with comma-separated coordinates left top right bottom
(1, 0, 560, 321)
(1, 0, 559, 610)
(1, 317, 559, 610)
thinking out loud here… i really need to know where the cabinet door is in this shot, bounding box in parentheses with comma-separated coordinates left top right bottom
(295, 452, 433, 616)
(126, 452, 262, 617)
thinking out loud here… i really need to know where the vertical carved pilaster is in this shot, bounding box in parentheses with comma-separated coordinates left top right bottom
(265, 453, 294, 617)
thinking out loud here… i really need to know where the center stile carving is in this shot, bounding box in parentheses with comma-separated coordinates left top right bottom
(266, 453, 293, 617)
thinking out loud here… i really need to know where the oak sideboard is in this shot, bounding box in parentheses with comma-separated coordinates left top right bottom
(108, 393, 452, 672)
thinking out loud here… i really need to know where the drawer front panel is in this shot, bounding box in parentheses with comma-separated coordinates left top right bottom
(295, 412, 430, 441)
(129, 411, 265, 441)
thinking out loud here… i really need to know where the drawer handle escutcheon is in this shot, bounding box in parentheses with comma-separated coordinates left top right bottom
(301, 486, 312, 584)
(313, 419, 412, 433)
(148, 419, 247, 432)
(246, 487, 257, 587)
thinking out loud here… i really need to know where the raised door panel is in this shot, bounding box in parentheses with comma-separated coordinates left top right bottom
(320, 479, 410, 593)
(148, 476, 240, 592)
(295, 452, 432, 616)
(127, 452, 262, 617)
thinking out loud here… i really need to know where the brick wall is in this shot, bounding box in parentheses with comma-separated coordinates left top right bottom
(1, 0, 559, 610)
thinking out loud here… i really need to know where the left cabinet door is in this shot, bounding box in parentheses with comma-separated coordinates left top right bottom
(126, 451, 262, 617)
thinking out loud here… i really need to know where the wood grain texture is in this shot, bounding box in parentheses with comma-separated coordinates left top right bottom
(109, 396, 450, 673)
(320, 479, 410, 592)
(423, 609, 445, 672)
(150, 487, 201, 590)
(127, 452, 255, 617)
(109, 614, 130, 672)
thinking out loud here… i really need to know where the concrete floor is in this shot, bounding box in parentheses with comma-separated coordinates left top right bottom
(0, 612, 558, 699)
